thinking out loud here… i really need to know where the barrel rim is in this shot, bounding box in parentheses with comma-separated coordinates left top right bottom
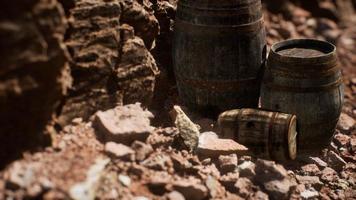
(178, 0, 260, 9)
(174, 17, 265, 32)
(270, 39, 336, 62)
(287, 115, 297, 160)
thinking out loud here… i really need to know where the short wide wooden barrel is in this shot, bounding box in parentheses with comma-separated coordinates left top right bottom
(173, 0, 266, 114)
(218, 109, 298, 161)
(261, 39, 344, 153)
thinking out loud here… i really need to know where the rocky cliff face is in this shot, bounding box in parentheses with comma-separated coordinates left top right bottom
(0, 0, 161, 167)
(57, 0, 159, 126)
(0, 0, 71, 166)
(0, 0, 355, 199)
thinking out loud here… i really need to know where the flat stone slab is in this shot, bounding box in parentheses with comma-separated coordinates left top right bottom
(94, 103, 154, 144)
(197, 132, 248, 158)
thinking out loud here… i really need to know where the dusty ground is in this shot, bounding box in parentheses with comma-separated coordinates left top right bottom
(0, 0, 355, 199)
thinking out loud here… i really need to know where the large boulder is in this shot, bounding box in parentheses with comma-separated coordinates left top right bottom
(0, 0, 71, 167)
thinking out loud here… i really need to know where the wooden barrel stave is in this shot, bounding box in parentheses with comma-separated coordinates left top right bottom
(261, 85, 343, 151)
(218, 109, 297, 161)
(173, 0, 266, 114)
(260, 39, 344, 153)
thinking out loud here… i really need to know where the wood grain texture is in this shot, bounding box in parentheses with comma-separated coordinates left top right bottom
(173, 0, 266, 115)
(218, 108, 297, 161)
(261, 39, 344, 153)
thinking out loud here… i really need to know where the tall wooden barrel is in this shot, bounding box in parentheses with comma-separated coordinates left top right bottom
(218, 109, 298, 161)
(173, 0, 266, 115)
(261, 39, 344, 153)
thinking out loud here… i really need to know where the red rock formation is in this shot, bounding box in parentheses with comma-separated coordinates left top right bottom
(58, 0, 159, 126)
(0, 0, 71, 167)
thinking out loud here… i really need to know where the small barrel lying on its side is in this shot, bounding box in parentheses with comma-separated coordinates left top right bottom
(218, 108, 297, 161)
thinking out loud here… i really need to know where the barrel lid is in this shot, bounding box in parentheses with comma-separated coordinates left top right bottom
(287, 115, 298, 160)
(269, 39, 336, 65)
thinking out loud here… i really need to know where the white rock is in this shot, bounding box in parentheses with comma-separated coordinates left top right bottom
(300, 188, 319, 199)
(133, 196, 150, 200)
(70, 158, 110, 200)
(338, 113, 355, 133)
(170, 105, 200, 151)
(118, 175, 131, 187)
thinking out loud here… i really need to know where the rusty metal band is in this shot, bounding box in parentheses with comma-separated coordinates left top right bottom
(268, 112, 278, 160)
(234, 109, 243, 142)
(178, 77, 259, 92)
(268, 66, 340, 79)
(269, 60, 339, 73)
(268, 57, 338, 71)
(177, 10, 262, 19)
(177, 7, 262, 17)
(175, 18, 264, 34)
(178, 0, 260, 11)
(263, 77, 343, 93)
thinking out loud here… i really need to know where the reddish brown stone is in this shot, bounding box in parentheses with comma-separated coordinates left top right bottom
(338, 113, 355, 133)
(249, 191, 269, 200)
(145, 171, 172, 193)
(263, 179, 293, 200)
(205, 175, 226, 199)
(219, 172, 240, 192)
(218, 154, 238, 174)
(105, 142, 135, 160)
(238, 161, 256, 179)
(350, 137, 356, 153)
(146, 131, 174, 149)
(254, 159, 295, 199)
(233, 178, 256, 198)
(197, 132, 248, 158)
(170, 152, 192, 172)
(94, 104, 154, 144)
(142, 152, 172, 171)
(131, 141, 153, 161)
(301, 164, 320, 176)
(296, 175, 323, 189)
(326, 151, 347, 171)
(255, 159, 288, 181)
(308, 157, 328, 169)
(333, 133, 351, 148)
(320, 167, 339, 183)
(172, 178, 208, 200)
